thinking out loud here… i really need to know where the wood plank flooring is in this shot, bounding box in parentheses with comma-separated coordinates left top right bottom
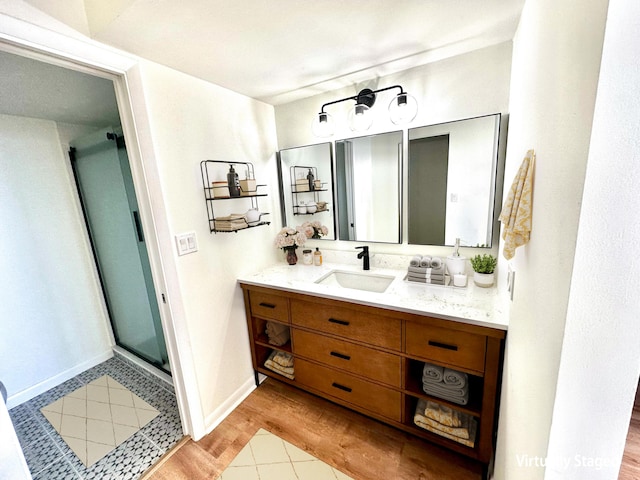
(142, 379, 484, 480)
(619, 385, 640, 479)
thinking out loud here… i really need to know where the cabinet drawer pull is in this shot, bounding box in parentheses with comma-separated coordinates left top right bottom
(428, 340, 458, 351)
(331, 382, 352, 393)
(328, 317, 350, 326)
(330, 351, 351, 361)
(259, 302, 276, 309)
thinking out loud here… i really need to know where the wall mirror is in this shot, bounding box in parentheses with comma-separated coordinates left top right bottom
(335, 131, 403, 243)
(277, 142, 336, 239)
(408, 113, 502, 247)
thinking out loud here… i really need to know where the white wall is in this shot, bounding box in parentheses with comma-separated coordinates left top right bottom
(544, 0, 640, 477)
(492, 1, 609, 479)
(0, 3, 282, 440)
(135, 60, 281, 434)
(0, 114, 112, 408)
(274, 41, 512, 258)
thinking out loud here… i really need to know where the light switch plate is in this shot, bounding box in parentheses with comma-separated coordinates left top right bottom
(175, 231, 198, 256)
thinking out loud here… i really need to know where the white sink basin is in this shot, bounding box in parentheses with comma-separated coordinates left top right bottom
(315, 270, 395, 293)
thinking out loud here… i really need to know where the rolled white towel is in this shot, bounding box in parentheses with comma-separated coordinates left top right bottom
(410, 255, 422, 267)
(430, 256, 443, 269)
(420, 255, 431, 267)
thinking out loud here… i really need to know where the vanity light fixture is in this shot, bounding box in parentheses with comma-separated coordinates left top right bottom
(312, 85, 418, 137)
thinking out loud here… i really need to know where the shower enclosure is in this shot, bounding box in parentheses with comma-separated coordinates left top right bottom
(70, 128, 169, 373)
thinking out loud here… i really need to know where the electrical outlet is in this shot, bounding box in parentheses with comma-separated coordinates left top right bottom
(175, 231, 198, 256)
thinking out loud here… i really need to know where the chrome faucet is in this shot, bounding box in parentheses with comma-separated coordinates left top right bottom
(356, 246, 370, 270)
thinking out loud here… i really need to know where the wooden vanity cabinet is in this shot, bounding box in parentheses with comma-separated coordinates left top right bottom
(240, 283, 506, 471)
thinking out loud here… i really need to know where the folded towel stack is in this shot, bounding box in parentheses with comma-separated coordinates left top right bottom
(265, 321, 290, 346)
(407, 256, 446, 285)
(422, 362, 469, 405)
(264, 350, 294, 380)
(213, 214, 248, 231)
(414, 399, 477, 447)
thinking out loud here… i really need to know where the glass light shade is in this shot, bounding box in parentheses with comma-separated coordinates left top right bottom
(311, 112, 335, 137)
(388, 92, 418, 125)
(348, 104, 373, 131)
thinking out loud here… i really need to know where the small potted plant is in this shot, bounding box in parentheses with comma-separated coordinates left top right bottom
(470, 254, 497, 288)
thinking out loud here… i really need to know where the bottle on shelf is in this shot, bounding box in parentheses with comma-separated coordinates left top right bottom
(227, 164, 240, 197)
(307, 168, 315, 191)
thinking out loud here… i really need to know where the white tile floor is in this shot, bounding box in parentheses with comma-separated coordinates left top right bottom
(219, 428, 353, 480)
(40, 375, 160, 467)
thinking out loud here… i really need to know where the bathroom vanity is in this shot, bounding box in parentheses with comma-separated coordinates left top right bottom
(239, 262, 507, 474)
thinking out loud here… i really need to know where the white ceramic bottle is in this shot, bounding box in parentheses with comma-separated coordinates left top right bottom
(446, 238, 466, 277)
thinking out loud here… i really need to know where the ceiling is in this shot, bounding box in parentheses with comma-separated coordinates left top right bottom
(0, 1, 524, 127)
(23, 0, 525, 106)
(0, 50, 121, 127)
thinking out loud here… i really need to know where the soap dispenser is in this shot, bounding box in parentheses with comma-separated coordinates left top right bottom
(313, 247, 323, 266)
(227, 164, 240, 197)
(446, 238, 466, 276)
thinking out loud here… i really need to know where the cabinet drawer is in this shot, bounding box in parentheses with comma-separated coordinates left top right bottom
(292, 329, 401, 387)
(405, 322, 486, 373)
(290, 300, 401, 351)
(249, 290, 290, 323)
(295, 359, 401, 421)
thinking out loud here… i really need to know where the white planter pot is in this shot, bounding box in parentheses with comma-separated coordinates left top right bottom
(473, 272, 495, 288)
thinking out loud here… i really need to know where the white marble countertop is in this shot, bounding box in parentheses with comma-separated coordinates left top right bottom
(238, 261, 509, 331)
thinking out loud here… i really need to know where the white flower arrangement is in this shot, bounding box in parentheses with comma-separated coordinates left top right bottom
(274, 227, 308, 250)
(300, 221, 329, 239)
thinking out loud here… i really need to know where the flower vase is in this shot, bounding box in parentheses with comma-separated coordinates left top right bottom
(285, 247, 298, 265)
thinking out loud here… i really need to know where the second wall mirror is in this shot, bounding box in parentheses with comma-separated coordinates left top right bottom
(277, 143, 336, 240)
(335, 131, 403, 244)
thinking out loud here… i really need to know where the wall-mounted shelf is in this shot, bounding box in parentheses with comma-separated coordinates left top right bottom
(290, 165, 330, 216)
(200, 160, 270, 233)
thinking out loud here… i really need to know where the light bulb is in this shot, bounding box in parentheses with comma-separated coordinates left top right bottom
(311, 112, 334, 137)
(388, 92, 418, 125)
(348, 104, 373, 132)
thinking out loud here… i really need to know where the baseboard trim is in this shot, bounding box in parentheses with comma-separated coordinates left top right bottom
(200, 376, 256, 441)
(6, 349, 114, 409)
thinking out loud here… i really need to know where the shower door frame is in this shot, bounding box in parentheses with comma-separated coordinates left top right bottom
(69, 131, 169, 372)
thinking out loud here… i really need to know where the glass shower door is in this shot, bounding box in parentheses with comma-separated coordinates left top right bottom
(70, 128, 169, 372)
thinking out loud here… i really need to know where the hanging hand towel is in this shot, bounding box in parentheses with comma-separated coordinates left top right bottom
(499, 150, 535, 260)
